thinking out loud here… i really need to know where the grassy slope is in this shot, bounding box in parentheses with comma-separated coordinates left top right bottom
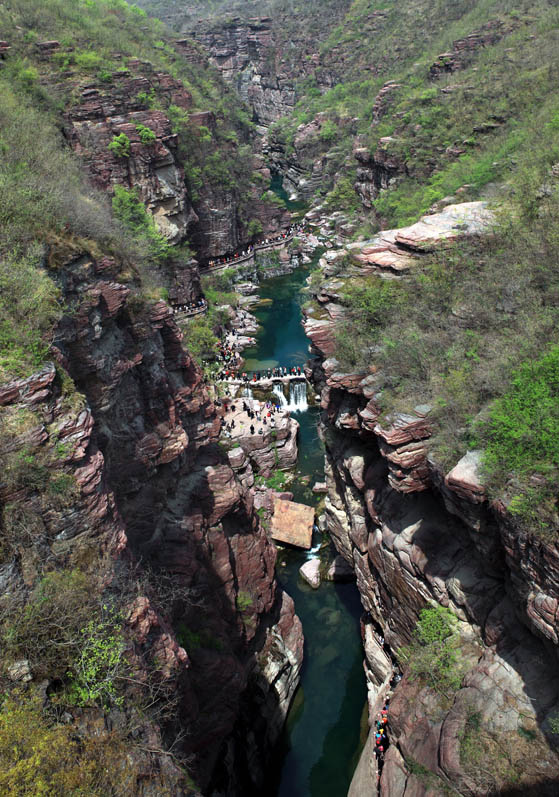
(0, 0, 268, 382)
(261, 0, 559, 533)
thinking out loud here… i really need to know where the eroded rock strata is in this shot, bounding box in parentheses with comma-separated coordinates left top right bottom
(56, 251, 303, 792)
(303, 208, 559, 795)
(1, 241, 303, 794)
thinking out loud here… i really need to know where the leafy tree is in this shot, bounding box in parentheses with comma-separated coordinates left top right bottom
(135, 123, 156, 144)
(181, 318, 219, 361)
(111, 185, 170, 261)
(108, 133, 131, 158)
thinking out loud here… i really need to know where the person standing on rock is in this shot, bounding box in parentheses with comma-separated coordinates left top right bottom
(250, 424, 255, 435)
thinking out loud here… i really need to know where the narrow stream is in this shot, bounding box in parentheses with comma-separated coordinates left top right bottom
(241, 264, 367, 796)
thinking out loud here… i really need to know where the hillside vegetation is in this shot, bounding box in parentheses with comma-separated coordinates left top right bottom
(0, 2, 282, 792)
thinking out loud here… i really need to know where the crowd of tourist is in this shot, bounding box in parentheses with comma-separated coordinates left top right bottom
(216, 330, 244, 372)
(374, 704, 389, 760)
(172, 299, 207, 315)
(218, 366, 304, 383)
(220, 398, 283, 437)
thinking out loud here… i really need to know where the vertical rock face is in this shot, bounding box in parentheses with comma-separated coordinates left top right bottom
(192, 19, 297, 133)
(0, 363, 190, 794)
(304, 229, 559, 794)
(24, 246, 304, 793)
(62, 60, 289, 268)
(188, 16, 346, 200)
(64, 67, 197, 244)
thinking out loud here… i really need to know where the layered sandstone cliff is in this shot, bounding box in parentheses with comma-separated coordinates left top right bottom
(47, 245, 303, 792)
(303, 207, 559, 795)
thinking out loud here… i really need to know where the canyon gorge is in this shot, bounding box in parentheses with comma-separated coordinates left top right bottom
(2, 0, 559, 796)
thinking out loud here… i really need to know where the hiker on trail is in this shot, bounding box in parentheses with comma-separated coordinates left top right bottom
(250, 425, 255, 435)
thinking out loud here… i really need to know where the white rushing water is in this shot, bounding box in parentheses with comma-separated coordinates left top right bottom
(287, 380, 308, 412)
(305, 536, 322, 560)
(273, 383, 288, 408)
(272, 380, 308, 412)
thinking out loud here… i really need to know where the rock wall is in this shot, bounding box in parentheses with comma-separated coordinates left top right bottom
(303, 218, 559, 795)
(189, 16, 345, 200)
(48, 247, 303, 793)
(61, 56, 289, 270)
(63, 64, 196, 245)
(192, 18, 297, 134)
(0, 237, 303, 793)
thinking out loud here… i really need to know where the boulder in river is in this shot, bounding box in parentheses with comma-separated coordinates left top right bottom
(299, 558, 321, 589)
(312, 481, 328, 494)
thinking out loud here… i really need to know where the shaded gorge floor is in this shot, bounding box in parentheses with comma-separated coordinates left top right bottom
(242, 265, 367, 795)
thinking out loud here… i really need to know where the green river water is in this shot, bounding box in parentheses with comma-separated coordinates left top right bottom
(241, 265, 367, 796)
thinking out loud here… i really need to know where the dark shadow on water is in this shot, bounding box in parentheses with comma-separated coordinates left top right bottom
(309, 645, 367, 796)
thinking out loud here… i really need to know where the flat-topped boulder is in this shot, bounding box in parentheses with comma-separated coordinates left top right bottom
(270, 497, 315, 549)
(445, 449, 485, 503)
(349, 202, 495, 275)
(394, 201, 494, 250)
(299, 558, 321, 588)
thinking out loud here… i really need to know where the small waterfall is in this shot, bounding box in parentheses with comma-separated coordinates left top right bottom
(273, 382, 288, 408)
(243, 387, 253, 398)
(305, 540, 322, 560)
(287, 380, 308, 412)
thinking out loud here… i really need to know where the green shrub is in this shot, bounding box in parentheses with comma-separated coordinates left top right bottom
(67, 609, 126, 709)
(0, 248, 61, 381)
(477, 346, 559, 530)
(247, 218, 263, 238)
(481, 346, 559, 480)
(2, 570, 96, 680)
(3, 449, 50, 494)
(137, 89, 157, 108)
(325, 176, 360, 213)
(135, 123, 156, 144)
(74, 50, 104, 71)
(319, 119, 338, 143)
(108, 133, 131, 158)
(236, 591, 253, 613)
(0, 693, 136, 796)
(111, 185, 170, 261)
(47, 472, 80, 509)
(399, 605, 463, 698)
